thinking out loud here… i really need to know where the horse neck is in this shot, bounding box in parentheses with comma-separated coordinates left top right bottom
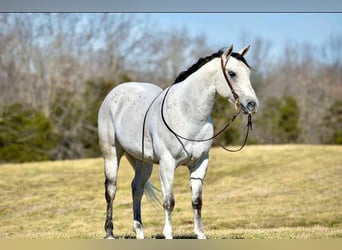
(170, 58, 221, 122)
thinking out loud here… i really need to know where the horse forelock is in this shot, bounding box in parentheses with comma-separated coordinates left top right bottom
(173, 48, 250, 84)
(231, 52, 251, 69)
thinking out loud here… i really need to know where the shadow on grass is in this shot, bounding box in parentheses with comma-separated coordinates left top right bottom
(113, 234, 246, 239)
(113, 234, 199, 239)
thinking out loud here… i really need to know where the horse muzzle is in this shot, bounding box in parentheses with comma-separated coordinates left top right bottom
(241, 99, 258, 114)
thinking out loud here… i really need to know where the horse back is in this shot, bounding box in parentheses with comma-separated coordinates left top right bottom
(98, 82, 162, 156)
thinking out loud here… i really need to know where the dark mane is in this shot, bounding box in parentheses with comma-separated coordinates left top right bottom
(173, 49, 251, 84)
(173, 50, 223, 84)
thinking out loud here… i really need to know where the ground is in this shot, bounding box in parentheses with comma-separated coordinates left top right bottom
(0, 145, 341, 239)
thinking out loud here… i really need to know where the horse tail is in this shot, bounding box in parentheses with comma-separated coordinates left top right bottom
(144, 180, 162, 208)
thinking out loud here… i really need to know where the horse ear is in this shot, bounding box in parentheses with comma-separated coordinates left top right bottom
(238, 45, 251, 57)
(223, 45, 233, 59)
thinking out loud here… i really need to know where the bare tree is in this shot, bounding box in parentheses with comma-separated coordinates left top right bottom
(253, 39, 341, 144)
(1, 14, 341, 161)
(130, 27, 212, 87)
(322, 34, 342, 67)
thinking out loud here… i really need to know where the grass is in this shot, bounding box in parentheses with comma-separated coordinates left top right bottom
(0, 145, 341, 239)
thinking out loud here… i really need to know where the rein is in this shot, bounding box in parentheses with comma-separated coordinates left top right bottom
(141, 54, 253, 162)
(160, 55, 253, 151)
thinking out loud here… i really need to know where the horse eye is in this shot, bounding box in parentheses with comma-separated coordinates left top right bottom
(228, 71, 236, 77)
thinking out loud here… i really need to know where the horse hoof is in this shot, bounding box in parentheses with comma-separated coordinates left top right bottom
(164, 234, 173, 239)
(197, 234, 207, 239)
(136, 233, 144, 239)
(133, 220, 145, 239)
(195, 230, 207, 239)
(104, 234, 115, 239)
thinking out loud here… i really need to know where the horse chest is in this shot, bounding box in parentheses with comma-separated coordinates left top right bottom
(178, 140, 212, 166)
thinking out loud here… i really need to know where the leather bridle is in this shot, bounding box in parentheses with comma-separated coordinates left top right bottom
(141, 53, 253, 163)
(160, 54, 252, 150)
(220, 54, 240, 111)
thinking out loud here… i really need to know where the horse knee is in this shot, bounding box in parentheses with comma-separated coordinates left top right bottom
(163, 196, 175, 212)
(190, 180, 203, 209)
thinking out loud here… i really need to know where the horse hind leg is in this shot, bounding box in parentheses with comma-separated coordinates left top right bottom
(126, 155, 153, 239)
(102, 142, 123, 239)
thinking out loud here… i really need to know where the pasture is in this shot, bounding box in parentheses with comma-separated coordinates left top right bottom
(0, 145, 341, 239)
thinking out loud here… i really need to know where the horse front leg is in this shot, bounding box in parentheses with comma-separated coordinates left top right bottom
(189, 154, 209, 239)
(159, 157, 176, 239)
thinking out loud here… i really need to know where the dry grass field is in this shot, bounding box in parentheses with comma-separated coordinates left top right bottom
(0, 145, 341, 239)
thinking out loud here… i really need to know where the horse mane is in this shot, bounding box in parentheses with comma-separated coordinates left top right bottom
(173, 49, 251, 84)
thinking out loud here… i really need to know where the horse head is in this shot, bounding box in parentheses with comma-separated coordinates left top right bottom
(216, 45, 259, 114)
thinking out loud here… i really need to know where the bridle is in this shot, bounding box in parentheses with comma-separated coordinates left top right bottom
(141, 53, 253, 163)
(220, 53, 240, 111)
(161, 54, 253, 151)
(219, 54, 253, 152)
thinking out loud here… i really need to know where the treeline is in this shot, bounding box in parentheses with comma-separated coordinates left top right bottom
(0, 14, 341, 163)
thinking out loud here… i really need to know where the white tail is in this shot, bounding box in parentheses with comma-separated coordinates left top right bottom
(144, 180, 162, 208)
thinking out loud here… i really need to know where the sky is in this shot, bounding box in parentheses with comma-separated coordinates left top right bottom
(144, 13, 342, 58)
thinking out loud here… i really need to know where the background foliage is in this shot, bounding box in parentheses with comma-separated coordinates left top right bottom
(0, 103, 59, 162)
(0, 13, 341, 162)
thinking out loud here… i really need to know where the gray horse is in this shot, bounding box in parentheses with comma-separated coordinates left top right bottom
(98, 45, 259, 239)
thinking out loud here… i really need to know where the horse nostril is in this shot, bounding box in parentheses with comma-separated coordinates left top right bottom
(247, 101, 256, 111)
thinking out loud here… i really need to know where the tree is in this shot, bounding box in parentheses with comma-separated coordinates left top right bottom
(278, 96, 301, 143)
(322, 34, 342, 67)
(134, 27, 212, 87)
(256, 96, 300, 144)
(0, 103, 59, 162)
(80, 78, 118, 158)
(321, 100, 342, 144)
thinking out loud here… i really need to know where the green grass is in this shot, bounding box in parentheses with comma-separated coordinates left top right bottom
(0, 145, 341, 239)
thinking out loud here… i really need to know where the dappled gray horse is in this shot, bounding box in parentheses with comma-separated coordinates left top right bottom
(98, 45, 259, 239)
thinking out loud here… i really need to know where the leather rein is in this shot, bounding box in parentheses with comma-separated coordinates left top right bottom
(160, 54, 253, 152)
(141, 54, 253, 163)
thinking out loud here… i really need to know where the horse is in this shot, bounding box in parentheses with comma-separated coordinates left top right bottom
(97, 44, 259, 239)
